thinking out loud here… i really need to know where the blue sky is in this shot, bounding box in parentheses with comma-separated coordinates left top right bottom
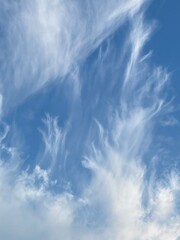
(0, 0, 180, 239)
(147, 0, 180, 174)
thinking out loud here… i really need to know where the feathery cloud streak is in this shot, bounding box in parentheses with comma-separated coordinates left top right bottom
(0, 0, 180, 239)
(0, 0, 144, 114)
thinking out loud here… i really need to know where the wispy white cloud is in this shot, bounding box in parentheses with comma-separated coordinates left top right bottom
(0, 0, 179, 239)
(0, 0, 146, 115)
(161, 116, 179, 127)
(39, 114, 66, 170)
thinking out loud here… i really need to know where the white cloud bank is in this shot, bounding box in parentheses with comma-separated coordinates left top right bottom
(0, 0, 180, 239)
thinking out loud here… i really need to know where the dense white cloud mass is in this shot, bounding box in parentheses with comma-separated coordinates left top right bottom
(0, 0, 180, 239)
